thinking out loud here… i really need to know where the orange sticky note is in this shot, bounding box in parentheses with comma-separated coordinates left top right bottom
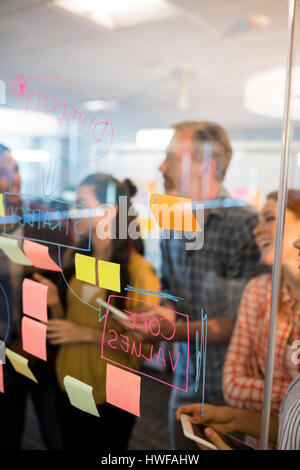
(22, 316, 47, 361)
(150, 193, 201, 232)
(106, 364, 141, 417)
(23, 240, 61, 271)
(22, 279, 48, 323)
(0, 361, 4, 393)
(139, 217, 157, 234)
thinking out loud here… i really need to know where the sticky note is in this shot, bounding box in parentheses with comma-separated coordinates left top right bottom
(63, 375, 100, 417)
(5, 347, 38, 383)
(106, 364, 141, 417)
(0, 340, 5, 364)
(0, 194, 4, 217)
(0, 236, 33, 266)
(0, 361, 4, 393)
(21, 316, 47, 361)
(22, 279, 48, 323)
(139, 217, 157, 235)
(98, 260, 120, 292)
(75, 253, 96, 285)
(150, 193, 201, 232)
(23, 240, 61, 271)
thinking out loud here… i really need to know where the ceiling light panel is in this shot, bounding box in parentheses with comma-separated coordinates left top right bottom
(244, 66, 300, 120)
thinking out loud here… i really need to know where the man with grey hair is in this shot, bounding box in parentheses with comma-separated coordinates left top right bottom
(160, 121, 265, 449)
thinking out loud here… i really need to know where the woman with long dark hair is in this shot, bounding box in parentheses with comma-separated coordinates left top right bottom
(35, 173, 160, 450)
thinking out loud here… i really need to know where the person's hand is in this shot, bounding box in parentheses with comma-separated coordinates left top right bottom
(112, 305, 176, 344)
(175, 403, 239, 434)
(203, 428, 232, 450)
(47, 319, 91, 344)
(33, 272, 61, 307)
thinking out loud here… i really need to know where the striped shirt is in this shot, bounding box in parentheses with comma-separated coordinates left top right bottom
(222, 274, 300, 414)
(278, 374, 300, 450)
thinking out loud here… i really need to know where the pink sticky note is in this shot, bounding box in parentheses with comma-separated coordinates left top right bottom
(0, 362, 4, 393)
(23, 240, 61, 272)
(22, 316, 47, 361)
(23, 279, 48, 323)
(106, 364, 141, 417)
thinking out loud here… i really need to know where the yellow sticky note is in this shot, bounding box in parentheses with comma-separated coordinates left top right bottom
(0, 194, 4, 217)
(0, 236, 33, 266)
(98, 259, 120, 293)
(150, 193, 202, 232)
(75, 253, 96, 285)
(63, 375, 100, 417)
(6, 348, 38, 383)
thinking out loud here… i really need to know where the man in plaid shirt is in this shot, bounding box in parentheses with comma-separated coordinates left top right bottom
(154, 121, 264, 449)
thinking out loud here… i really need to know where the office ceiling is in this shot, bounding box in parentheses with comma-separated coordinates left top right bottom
(0, 0, 300, 140)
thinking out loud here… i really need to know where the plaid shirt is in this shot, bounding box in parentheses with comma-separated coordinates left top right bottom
(223, 273, 300, 414)
(161, 188, 264, 410)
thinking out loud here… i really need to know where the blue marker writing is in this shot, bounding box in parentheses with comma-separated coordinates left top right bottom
(125, 285, 183, 302)
(195, 309, 207, 415)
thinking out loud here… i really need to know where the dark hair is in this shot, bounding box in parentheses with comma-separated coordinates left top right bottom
(267, 189, 300, 217)
(78, 173, 143, 309)
(80, 173, 137, 202)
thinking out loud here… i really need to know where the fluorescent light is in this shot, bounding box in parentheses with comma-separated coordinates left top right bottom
(136, 129, 174, 148)
(52, 0, 178, 30)
(0, 108, 59, 136)
(12, 150, 50, 163)
(248, 14, 272, 30)
(244, 66, 300, 120)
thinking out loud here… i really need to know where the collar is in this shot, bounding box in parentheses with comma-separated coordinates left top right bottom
(204, 186, 231, 219)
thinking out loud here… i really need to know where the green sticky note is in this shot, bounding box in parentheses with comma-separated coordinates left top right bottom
(98, 259, 120, 292)
(63, 375, 100, 417)
(6, 348, 38, 383)
(0, 194, 4, 217)
(75, 253, 96, 285)
(0, 236, 33, 266)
